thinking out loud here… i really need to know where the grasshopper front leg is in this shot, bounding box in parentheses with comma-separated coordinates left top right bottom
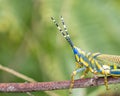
(69, 67, 86, 94)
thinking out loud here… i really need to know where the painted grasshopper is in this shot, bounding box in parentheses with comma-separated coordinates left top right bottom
(51, 16, 120, 92)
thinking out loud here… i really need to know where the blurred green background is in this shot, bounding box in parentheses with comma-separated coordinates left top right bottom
(0, 0, 120, 96)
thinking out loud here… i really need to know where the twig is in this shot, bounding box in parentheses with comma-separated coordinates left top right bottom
(0, 64, 36, 82)
(0, 76, 120, 92)
(0, 64, 59, 96)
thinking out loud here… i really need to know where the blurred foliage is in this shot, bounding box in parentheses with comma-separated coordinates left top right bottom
(0, 0, 120, 96)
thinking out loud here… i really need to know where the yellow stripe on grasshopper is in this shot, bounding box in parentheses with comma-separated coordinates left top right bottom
(75, 54, 79, 62)
(113, 64, 117, 69)
(89, 67, 94, 73)
(95, 61, 105, 74)
(80, 58, 89, 67)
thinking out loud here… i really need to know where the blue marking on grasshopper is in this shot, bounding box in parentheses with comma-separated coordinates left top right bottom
(73, 47, 78, 54)
(76, 67, 86, 73)
(110, 70, 120, 75)
(73, 47, 81, 57)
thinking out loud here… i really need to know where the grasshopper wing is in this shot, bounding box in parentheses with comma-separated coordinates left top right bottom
(97, 54, 120, 64)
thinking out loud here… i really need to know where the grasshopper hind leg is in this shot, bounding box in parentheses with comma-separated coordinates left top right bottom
(104, 74, 109, 90)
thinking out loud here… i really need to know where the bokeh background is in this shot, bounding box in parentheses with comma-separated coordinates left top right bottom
(0, 0, 120, 96)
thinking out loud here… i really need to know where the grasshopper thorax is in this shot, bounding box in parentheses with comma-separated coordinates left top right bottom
(73, 46, 83, 64)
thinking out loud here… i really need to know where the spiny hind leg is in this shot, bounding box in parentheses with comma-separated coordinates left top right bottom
(69, 67, 86, 94)
(104, 73, 109, 90)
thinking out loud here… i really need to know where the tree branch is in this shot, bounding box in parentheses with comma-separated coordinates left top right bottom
(0, 76, 120, 92)
(0, 64, 36, 82)
(0, 64, 59, 96)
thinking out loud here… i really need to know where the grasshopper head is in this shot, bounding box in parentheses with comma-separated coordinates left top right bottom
(73, 46, 83, 66)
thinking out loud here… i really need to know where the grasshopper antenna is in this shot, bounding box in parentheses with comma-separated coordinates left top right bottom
(51, 16, 74, 48)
